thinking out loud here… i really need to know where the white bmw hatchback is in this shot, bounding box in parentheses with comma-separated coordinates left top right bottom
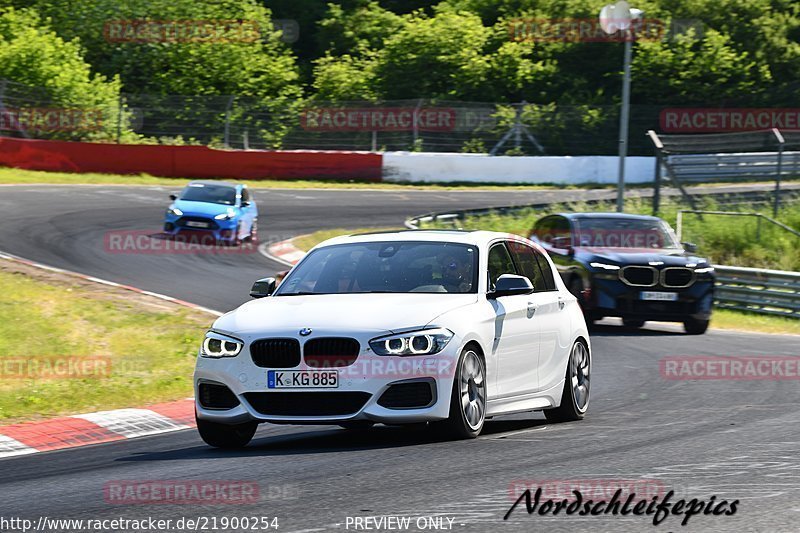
(194, 230, 591, 447)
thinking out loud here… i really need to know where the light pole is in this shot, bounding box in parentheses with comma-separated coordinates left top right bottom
(600, 1, 643, 213)
(617, 37, 633, 213)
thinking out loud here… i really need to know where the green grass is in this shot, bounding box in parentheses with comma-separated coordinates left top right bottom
(711, 309, 800, 335)
(0, 266, 211, 422)
(292, 227, 402, 251)
(0, 166, 606, 190)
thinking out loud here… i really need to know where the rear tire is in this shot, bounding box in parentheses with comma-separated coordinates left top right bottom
(684, 317, 709, 335)
(196, 416, 257, 449)
(437, 347, 486, 439)
(544, 340, 590, 423)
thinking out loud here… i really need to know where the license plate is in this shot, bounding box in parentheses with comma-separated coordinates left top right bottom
(640, 291, 678, 301)
(267, 370, 338, 389)
(186, 221, 210, 228)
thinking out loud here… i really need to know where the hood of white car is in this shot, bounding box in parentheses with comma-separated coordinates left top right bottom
(214, 293, 479, 334)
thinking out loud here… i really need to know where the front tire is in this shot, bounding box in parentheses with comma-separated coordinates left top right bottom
(544, 340, 590, 423)
(196, 416, 257, 449)
(439, 348, 486, 439)
(247, 219, 258, 242)
(684, 317, 709, 335)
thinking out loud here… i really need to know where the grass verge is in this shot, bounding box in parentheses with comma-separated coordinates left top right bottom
(292, 227, 402, 251)
(710, 309, 800, 335)
(0, 259, 211, 423)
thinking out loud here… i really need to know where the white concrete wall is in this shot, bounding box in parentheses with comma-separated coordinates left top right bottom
(383, 152, 656, 184)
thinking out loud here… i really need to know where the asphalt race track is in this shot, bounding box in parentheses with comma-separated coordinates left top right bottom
(1, 184, 799, 532)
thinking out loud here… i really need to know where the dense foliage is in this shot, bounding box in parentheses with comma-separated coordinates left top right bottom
(0, 0, 797, 147)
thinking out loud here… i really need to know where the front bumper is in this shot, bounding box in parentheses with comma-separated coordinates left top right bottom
(194, 337, 460, 426)
(586, 276, 714, 322)
(163, 214, 239, 242)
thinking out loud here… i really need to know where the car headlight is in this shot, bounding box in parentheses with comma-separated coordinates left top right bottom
(589, 262, 620, 271)
(167, 207, 183, 216)
(201, 331, 243, 358)
(369, 328, 453, 356)
(214, 212, 233, 220)
(694, 266, 714, 274)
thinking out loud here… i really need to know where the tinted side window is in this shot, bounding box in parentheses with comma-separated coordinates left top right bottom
(532, 218, 555, 243)
(487, 243, 517, 291)
(533, 249, 557, 291)
(241, 187, 251, 203)
(533, 216, 571, 248)
(508, 241, 547, 293)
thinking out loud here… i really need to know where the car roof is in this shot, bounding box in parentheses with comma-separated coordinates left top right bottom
(315, 229, 527, 249)
(186, 180, 239, 189)
(553, 212, 663, 221)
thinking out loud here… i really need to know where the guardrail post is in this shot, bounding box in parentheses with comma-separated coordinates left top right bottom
(773, 128, 785, 217)
(653, 149, 663, 216)
(647, 130, 664, 215)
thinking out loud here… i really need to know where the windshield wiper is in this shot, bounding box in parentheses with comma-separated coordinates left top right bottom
(278, 291, 330, 296)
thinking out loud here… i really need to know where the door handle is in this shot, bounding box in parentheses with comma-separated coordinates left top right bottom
(558, 297, 565, 310)
(527, 302, 537, 318)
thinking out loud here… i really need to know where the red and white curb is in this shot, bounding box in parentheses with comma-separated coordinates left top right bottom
(0, 399, 196, 458)
(261, 238, 306, 267)
(0, 251, 223, 458)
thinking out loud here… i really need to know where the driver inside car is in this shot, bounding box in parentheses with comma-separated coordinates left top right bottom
(437, 251, 473, 293)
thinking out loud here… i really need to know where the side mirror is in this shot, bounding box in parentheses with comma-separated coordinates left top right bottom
(682, 242, 698, 254)
(169, 194, 178, 201)
(241, 201, 250, 208)
(250, 277, 276, 298)
(488, 274, 534, 299)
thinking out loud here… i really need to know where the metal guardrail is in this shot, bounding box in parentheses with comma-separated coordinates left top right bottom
(714, 265, 800, 318)
(666, 151, 800, 182)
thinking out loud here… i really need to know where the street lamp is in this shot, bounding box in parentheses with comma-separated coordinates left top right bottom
(600, 1, 644, 213)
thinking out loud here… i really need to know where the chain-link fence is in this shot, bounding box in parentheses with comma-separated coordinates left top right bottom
(0, 78, 779, 156)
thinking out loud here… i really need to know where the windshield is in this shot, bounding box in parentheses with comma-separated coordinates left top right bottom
(275, 241, 479, 295)
(180, 184, 236, 205)
(574, 218, 680, 250)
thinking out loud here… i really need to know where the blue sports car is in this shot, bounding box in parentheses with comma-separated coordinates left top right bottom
(163, 181, 258, 245)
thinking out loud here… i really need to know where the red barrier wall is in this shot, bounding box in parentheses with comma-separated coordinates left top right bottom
(0, 137, 382, 181)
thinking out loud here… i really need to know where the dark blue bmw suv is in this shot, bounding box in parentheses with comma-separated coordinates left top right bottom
(530, 213, 714, 334)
